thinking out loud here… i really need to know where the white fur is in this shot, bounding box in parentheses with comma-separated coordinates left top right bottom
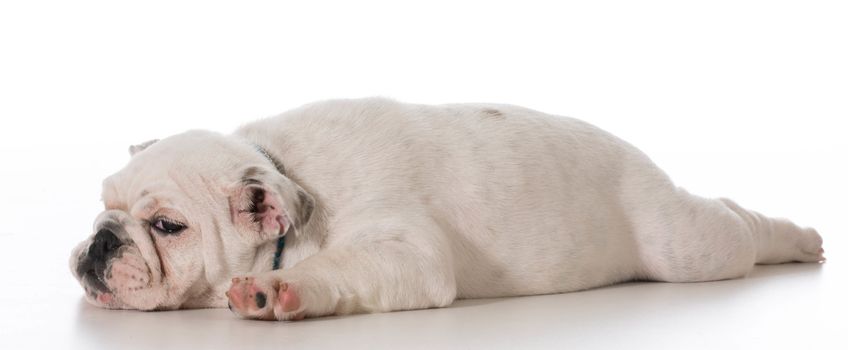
(70, 98, 824, 319)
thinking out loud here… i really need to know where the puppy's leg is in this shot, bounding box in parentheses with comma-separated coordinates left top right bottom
(226, 224, 456, 320)
(635, 189, 824, 283)
(720, 198, 824, 265)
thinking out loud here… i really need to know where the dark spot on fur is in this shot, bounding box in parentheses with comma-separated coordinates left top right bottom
(255, 292, 267, 308)
(481, 108, 504, 119)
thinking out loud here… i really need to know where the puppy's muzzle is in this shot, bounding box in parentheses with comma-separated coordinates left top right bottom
(77, 228, 124, 293)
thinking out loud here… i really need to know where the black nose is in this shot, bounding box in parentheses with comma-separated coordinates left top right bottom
(76, 228, 123, 294)
(89, 228, 123, 262)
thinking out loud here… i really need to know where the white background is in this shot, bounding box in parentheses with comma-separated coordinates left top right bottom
(0, 1, 846, 349)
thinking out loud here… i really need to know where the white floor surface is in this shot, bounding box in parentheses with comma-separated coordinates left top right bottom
(2, 256, 845, 349)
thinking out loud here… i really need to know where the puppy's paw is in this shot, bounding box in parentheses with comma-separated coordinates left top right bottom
(797, 228, 825, 263)
(226, 275, 304, 321)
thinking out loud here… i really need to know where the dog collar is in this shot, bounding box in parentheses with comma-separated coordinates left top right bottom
(272, 234, 285, 270)
(252, 143, 288, 271)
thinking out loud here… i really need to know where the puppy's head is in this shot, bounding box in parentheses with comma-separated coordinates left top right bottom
(69, 130, 314, 310)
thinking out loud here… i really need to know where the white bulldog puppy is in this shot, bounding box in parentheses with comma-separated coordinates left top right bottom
(69, 98, 825, 320)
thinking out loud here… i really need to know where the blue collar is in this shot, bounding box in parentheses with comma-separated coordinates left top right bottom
(272, 235, 285, 270)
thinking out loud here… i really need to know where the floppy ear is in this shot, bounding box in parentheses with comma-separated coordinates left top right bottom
(229, 166, 315, 243)
(128, 139, 159, 156)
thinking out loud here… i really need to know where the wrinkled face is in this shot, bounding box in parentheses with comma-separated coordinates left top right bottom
(69, 130, 313, 310)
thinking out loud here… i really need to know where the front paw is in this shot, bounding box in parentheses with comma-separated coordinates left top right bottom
(226, 275, 304, 321)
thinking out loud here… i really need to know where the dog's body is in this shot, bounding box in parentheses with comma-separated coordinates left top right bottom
(70, 98, 824, 320)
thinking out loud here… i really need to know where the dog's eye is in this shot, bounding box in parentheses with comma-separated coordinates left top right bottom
(152, 218, 186, 235)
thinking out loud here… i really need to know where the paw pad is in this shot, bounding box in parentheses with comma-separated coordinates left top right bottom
(226, 276, 304, 321)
